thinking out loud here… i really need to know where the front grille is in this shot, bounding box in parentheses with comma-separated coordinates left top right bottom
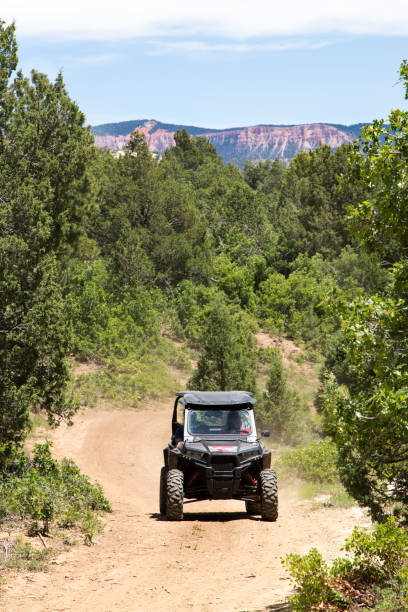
(211, 456, 236, 470)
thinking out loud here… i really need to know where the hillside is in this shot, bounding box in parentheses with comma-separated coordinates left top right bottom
(92, 119, 368, 164)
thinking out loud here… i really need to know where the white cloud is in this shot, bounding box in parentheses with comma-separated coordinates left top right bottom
(77, 53, 119, 64)
(2, 0, 408, 40)
(148, 40, 332, 55)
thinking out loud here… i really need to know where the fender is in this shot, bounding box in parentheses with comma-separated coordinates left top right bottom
(262, 450, 271, 469)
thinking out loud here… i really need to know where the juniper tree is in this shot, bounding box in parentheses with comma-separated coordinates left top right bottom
(0, 20, 95, 447)
(188, 298, 257, 392)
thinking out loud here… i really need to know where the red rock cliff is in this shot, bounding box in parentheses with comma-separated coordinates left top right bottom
(93, 120, 353, 163)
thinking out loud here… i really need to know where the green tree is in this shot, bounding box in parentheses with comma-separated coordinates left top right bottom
(243, 158, 286, 195)
(321, 61, 408, 524)
(272, 144, 367, 270)
(90, 136, 212, 291)
(257, 254, 337, 346)
(189, 298, 257, 391)
(0, 21, 95, 446)
(258, 349, 308, 445)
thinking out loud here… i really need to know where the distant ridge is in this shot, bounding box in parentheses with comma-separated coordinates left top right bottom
(92, 119, 369, 165)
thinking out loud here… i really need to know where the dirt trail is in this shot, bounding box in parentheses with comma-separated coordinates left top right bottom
(3, 404, 370, 612)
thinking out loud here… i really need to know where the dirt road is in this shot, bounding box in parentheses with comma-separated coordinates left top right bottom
(3, 404, 370, 612)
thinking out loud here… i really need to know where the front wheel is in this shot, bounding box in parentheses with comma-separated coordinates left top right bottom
(260, 469, 278, 521)
(166, 469, 184, 521)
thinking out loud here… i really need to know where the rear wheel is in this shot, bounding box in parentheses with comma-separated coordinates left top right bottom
(260, 469, 278, 521)
(166, 469, 184, 521)
(159, 467, 167, 515)
(245, 500, 262, 515)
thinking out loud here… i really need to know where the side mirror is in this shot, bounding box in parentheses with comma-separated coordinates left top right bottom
(261, 430, 270, 437)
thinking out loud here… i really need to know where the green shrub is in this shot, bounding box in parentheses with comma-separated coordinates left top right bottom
(284, 518, 408, 611)
(284, 548, 347, 611)
(277, 440, 339, 484)
(0, 442, 111, 537)
(342, 518, 408, 584)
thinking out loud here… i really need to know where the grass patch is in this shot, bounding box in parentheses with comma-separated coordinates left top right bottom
(298, 481, 355, 509)
(292, 349, 322, 364)
(284, 361, 321, 409)
(75, 360, 177, 409)
(74, 337, 192, 409)
(275, 440, 355, 508)
(2, 536, 53, 571)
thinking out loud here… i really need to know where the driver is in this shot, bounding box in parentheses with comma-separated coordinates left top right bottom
(226, 411, 244, 434)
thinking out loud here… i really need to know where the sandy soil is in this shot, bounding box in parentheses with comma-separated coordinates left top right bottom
(2, 401, 371, 612)
(255, 332, 315, 376)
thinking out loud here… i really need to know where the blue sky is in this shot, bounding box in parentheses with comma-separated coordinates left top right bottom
(3, 1, 408, 128)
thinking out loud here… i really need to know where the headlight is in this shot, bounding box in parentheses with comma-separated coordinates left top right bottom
(240, 450, 259, 460)
(185, 449, 205, 460)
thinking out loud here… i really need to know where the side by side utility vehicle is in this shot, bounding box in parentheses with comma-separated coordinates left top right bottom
(160, 390, 278, 521)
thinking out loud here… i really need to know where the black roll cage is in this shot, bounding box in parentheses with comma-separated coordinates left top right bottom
(172, 391, 256, 435)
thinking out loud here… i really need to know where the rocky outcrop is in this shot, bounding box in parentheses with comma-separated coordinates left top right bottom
(92, 119, 362, 164)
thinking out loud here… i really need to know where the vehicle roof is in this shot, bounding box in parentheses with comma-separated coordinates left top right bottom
(176, 390, 256, 406)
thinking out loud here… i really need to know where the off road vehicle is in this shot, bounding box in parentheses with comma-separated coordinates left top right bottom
(160, 390, 278, 521)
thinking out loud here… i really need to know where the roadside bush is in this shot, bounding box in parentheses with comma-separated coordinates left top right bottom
(284, 518, 408, 611)
(277, 440, 339, 484)
(0, 442, 111, 540)
(284, 548, 347, 611)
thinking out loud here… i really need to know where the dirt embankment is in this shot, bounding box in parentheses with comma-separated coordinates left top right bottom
(2, 401, 370, 612)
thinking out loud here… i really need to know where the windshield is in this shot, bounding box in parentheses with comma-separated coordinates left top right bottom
(187, 408, 252, 436)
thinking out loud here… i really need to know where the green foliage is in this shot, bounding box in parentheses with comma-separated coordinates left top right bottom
(272, 144, 366, 269)
(284, 548, 346, 611)
(243, 158, 286, 195)
(277, 441, 339, 484)
(213, 253, 258, 310)
(69, 257, 182, 405)
(331, 245, 390, 295)
(0, 19, 17, 98)
(257, 254, 337, 347)
(189, 297, 258, 392)
(0, 442, 111, 538)
(342, 518, 408, 584)
(163, 131, 275, 264)
(315, 63, 408, 525)
(173, 281, 221, 346)
(284, 518, 408, 611)
(0, 20, 95, 446)
(257, 348, 309, 445)
(69, 259, 161, 360)
(89, 135, 213, 290)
